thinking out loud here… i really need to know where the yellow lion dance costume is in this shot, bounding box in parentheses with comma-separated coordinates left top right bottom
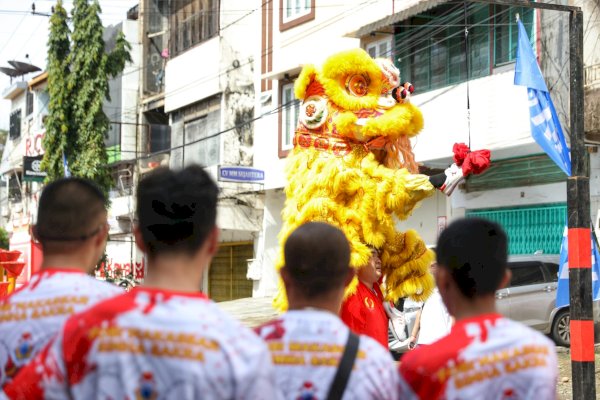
(274, 48, 489, 309)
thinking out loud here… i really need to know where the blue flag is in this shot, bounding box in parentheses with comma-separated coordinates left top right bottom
(514, 20, 571, 176)
(556, 226, 600, 307)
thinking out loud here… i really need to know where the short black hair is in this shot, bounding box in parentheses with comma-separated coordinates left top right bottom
(36, 178, 107, 251)
(136, 165, 218, 258)
(284, 222, 351, 298)
(436, 217, 508, 299)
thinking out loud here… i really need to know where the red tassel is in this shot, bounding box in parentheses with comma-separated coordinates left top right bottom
(462, 150, 491, 175)
(452, 143, 491, 176)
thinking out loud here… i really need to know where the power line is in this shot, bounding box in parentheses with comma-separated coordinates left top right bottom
(104, 97, 299, 161)
(99, 4, 563, 160)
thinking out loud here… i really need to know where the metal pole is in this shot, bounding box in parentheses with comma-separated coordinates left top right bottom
(567, 9, 595, 399)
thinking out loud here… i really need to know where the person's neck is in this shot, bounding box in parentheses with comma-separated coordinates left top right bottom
(452, 296, 498, 321)
(41, 254, 91, 273)
(142, 255, 206, 294)
(288, 297, 342, 315)
(358, 279, 377, 290)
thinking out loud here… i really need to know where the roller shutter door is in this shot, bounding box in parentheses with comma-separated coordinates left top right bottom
(208, 243, 254, 302)
(466, 203, 566, 255)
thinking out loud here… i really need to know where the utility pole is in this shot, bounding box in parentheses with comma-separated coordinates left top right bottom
(567, 8, 594, 398)
(470, 1, 591, 397)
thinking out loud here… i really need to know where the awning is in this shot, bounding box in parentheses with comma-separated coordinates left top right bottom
(261, 64, 302, 81)
(346, 0, 448, 38)
(28, 72, 48, 90)
(217, 201, 263, 232)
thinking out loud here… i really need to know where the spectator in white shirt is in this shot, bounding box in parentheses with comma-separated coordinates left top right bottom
(408, 263, 453, 347)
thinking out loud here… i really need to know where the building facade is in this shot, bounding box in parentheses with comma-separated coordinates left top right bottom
(139, 0, 264, 301)
(0, 70, 47, 284)
(100, 8, 146, 284)
(0, 7, 143, 288)
(251, 0, 600, 298)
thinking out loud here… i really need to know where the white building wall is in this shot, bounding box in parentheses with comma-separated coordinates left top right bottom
(396, 191, 450, 247)
(254, 97, 286, 189)
(252, 0, 600, 296)
(412, 70, 534, 166)
(120, 19, 141, 159)
(256, 1, 402, 191)
(3, 95, 27, 173)
(253, 189, 285, 297)
(164, 37, 221, 113)
(274, 1, 396, 74)
(162, 1, 265, 292)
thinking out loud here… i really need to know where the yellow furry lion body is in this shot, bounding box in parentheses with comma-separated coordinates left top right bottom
(274, 49, 437, 310)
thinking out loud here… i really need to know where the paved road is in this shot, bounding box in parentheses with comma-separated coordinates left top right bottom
(556, 346, 600, 399)
(217, 296, 279, 328)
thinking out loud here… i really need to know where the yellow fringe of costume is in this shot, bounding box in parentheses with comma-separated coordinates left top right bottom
(273, 49, 436, 311)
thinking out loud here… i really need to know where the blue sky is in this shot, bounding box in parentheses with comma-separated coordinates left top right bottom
(0, 0, 138, 130)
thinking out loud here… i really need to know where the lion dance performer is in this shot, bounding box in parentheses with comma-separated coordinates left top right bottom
(274, 49, 490, 313)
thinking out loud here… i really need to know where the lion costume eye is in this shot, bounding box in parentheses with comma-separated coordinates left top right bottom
(345, 74, 369, 97)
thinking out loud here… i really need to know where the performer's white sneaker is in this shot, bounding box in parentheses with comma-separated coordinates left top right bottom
(440, 163, 464, 196)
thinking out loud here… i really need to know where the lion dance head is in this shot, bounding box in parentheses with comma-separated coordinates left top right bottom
(274, 48, 438, 310)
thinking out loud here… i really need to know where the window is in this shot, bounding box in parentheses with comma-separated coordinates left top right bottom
(280, 0, 315, 31)
(170, 0, 219, 58)
(396, 3, 534, 93)
(149, 124, 171, 153)
(184, 110, 220, 167)
(9, 109, 21, 140)
(26, 91, 34, 116)
(544, 263, 559, 282)
(278, 81, 300, 158)
(366, 37, 393, 59)
(494, 5, 534, 66)
(8, 173, 22, 203)
(509, 263, 546, 287)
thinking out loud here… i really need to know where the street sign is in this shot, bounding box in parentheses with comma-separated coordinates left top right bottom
(23, 155, 46, 182)
(218, 166, 264, 183)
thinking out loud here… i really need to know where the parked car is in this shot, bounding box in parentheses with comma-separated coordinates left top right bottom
(388, 254, 598, 352)
(497, 254, 600, 347)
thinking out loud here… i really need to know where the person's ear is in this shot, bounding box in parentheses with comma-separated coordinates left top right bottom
(435, 266, 454, 314)
(435, 266, 450, 295)
(499, 269, 512, 290)
(206, 226, 219, 256)
(133, 224, 147, 253)
(280, 266, 289, 284)
(93, 221, 109, 249)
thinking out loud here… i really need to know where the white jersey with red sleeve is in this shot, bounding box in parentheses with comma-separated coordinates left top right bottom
(398, 313, 558, 400)
(2, 287, 282, 400)
(0, 268, 122, 386)
(254, 309, 399, 400)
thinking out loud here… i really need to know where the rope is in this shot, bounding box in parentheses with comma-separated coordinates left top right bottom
(463, 1, 472, 149)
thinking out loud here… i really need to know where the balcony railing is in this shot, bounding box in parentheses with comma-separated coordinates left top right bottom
(585, 63, 600, 89)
